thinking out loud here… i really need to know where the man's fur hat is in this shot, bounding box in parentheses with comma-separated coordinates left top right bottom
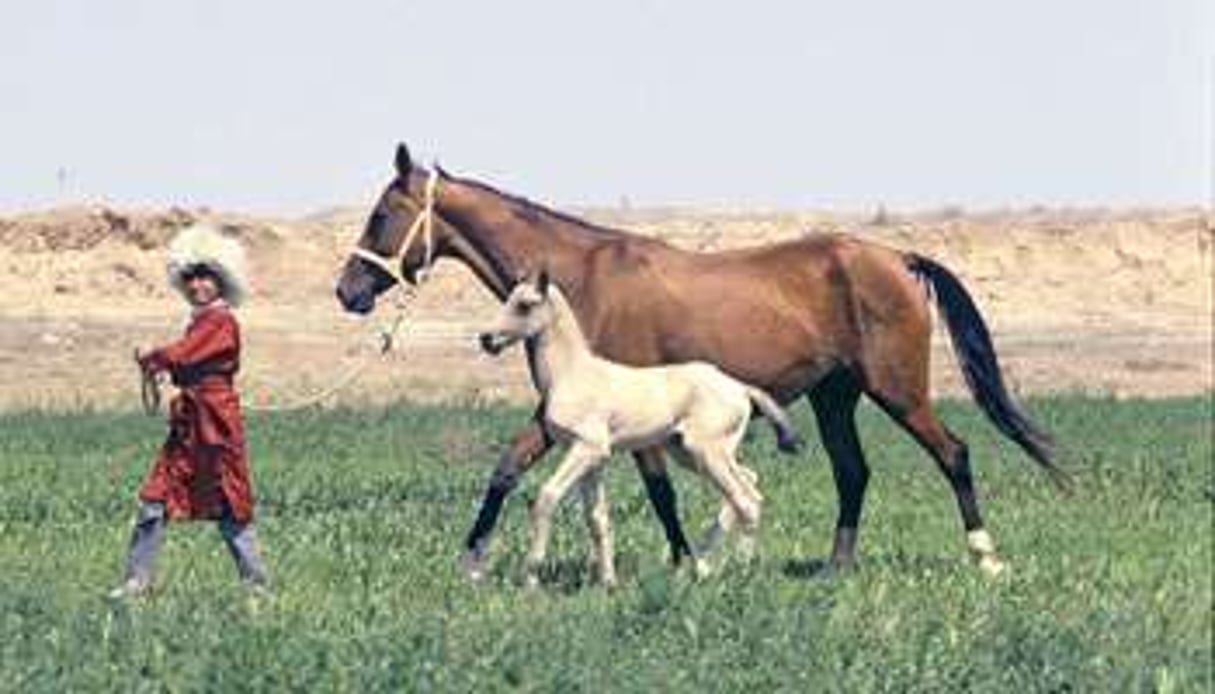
(166, 224, 248, 306)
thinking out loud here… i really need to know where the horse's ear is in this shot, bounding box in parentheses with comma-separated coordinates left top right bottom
(394, 143, 413, 176)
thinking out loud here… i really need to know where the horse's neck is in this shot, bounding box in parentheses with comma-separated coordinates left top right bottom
(437, 180, 604, 299)
(531, 288, 596, 397)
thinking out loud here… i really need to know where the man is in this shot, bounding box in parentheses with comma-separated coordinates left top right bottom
(110, 223, 269, 598)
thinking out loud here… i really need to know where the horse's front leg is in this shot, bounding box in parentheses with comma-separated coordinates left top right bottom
(632, 447, 695, 566)
(462, 417, 554, 581)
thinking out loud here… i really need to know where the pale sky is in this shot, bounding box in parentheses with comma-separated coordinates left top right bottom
(1, 0, 1210, 214)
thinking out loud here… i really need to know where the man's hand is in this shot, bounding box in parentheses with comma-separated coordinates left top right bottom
(133, 347, 155, 373)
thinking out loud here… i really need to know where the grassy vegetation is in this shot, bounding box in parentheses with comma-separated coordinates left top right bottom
(1, 395, 1211, 691)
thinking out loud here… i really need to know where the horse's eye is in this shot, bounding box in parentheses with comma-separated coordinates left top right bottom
(513, 303, 531, 316)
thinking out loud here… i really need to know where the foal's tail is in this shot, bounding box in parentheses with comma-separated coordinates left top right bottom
(906, 254, 1071, 491)
(745, 386, 803, 454)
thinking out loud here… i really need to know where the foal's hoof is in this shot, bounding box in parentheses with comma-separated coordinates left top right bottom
(460, 551, 488, 583)
(977, 554, 1008, 578)
(777, 432, 804, 454)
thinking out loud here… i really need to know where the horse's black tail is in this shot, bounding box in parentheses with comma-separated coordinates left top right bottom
(907, 253, 1072, 491)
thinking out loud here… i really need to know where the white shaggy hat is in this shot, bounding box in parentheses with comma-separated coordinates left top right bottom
(166, 224, 248, 306)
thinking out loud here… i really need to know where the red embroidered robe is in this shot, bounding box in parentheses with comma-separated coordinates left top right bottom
(138, 303, 254, 522)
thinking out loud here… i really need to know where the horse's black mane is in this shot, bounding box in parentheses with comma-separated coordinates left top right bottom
(437, 165, 623, 237)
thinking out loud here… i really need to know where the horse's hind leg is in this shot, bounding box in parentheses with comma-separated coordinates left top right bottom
(578, 469, 617, 588)
(887, 400, 1005, 576)
(864, 366, 1006, 576)
(808, 369, 867, 571)
(632, 448, 695, 567)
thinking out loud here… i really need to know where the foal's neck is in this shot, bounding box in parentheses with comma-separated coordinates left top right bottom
(531, 287, 595, 397)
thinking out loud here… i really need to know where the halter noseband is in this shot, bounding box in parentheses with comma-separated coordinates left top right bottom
(351, 168, 440, 286)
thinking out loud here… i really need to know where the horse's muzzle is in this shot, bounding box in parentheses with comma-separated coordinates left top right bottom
(336, 286, 375, 315)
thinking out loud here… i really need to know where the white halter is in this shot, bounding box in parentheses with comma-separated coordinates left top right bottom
(350, 168, 439, 286)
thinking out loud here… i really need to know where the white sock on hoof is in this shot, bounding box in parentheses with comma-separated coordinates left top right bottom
(966, 529, 1007, 577)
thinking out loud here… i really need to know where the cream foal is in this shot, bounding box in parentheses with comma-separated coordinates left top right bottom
(480, 271, 800, 588)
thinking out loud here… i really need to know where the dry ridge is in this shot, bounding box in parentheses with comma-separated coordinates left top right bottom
(0, 204, 1210, 410)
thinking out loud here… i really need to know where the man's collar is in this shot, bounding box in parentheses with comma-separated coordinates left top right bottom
(191, 298, 229, 318)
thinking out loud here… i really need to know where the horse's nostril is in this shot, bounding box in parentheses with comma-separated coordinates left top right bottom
(335, 286, 374, 315)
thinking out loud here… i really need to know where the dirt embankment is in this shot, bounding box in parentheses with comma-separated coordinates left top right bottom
(0, 204, 1210, 411)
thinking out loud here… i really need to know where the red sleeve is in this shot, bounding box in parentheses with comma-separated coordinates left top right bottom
(143, 310, 238, 372)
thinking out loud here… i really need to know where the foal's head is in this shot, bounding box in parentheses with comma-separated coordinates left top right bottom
(336, 143, 457, 314)
(479, 271, 555, 356)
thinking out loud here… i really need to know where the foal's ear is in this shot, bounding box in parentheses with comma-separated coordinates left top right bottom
(537, 267, 550, 297)
(512, 268, 529, 289)
(394, 143, 413, 176)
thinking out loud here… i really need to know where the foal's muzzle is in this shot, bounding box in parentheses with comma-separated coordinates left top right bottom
(479, 333, 508, 356)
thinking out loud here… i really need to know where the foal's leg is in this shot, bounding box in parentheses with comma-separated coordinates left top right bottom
(715, 454, 763, 562)
(526, 442, 606, 589)
(808, 369, 868, 571)
(463, 418, 554, 581)
(578, 469, 617, 588)
(702, 464, 760, 556)
(684, 442, 762, 566)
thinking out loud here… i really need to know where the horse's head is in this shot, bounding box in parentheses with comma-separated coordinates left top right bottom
(336, 143, 454, 315)
(479, 269, 554, 356)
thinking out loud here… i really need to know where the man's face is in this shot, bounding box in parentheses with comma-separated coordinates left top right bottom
(184, 270, 221, 307)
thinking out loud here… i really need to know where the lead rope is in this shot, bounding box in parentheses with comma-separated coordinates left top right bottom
(131, 293, 418, 417)
(136, 348, 162, 416)
(136, 170, 439, 415)
(245, 169, 439, 412)
(243, 283, 416, 414)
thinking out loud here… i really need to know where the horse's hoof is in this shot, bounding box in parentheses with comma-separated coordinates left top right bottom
(692, 556, 714, 579)
(523, 574, 542, 591)
(824, 557, 858, 578)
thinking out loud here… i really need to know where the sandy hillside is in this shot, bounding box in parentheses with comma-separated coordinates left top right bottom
(0, 204, 1210, 411)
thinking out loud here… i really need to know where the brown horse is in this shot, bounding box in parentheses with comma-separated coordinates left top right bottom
(336, 143, 1069, 578)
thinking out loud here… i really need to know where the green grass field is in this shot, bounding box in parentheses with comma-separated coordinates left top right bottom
(1, 395, 1211, 692)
